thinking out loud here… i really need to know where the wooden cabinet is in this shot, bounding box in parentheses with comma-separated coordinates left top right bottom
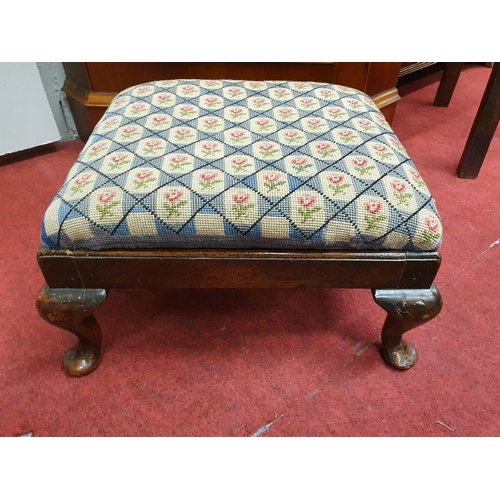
(63, 62, 402, 141)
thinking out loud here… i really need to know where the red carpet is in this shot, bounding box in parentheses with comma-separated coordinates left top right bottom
(1, 64, 499, 436)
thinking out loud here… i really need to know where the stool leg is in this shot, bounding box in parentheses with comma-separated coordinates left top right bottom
(457, 62, 500, 179)
(434, 62, 464, 107)
(372, 284, 442, 370)
(36, 284, 107, 377)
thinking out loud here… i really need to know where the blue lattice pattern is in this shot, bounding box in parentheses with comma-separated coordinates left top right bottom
(41, 79, 442, 251)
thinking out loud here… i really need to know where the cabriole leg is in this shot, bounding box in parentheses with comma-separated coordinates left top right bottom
(372, 284, 442, 370)
(36, 284, 107, 377)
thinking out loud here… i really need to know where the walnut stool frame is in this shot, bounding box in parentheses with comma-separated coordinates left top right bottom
(36, 247, 442, 377)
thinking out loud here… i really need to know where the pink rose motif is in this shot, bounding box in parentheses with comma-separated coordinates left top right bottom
(363, 199, 387, 232)
(422, 216, 441, 246)
(298, 194, 317, 209)
(285, 131, 298, 138)
(320, 89, 333, 97)
(180, 105, 195, 116)
(365, 200, 382, 215)
(158, 94, 173, 103)
(229, 107, 244, 118)
(307, 119, 321, 126)
(327, 174, 350, 195)
(181, 85, 196, 95)
(352, 157, 374, 175)
(204, 80, 219, 87)
(163, 189, 188, 218)
(231, 157, 251, 172)
(274, 89, 289, 98)
(328, 107, 344, 117)
(264, 173, 281, 183)
(199, 171, 222, 190)
(409, 168, 426, 188)
(259, 143, 279, 158)
(300, 98, 315, 108)
(152, 116, 168, 125)
(175, 128, 193, 141)
(71, 173, 93, 194)
(164, 189, 183, 203)
(372, 143, 394, 160)
(279, 108, 293, 117)
(347, 99, 361, 108)
(136, 170, 153, 180)
(290, 156, 313, 174)
(296, 194, 321, 223)
(121, 126, 139, 139)
(353, 158, 368, 168)
(230, 130, 246, 142)
(390, 180, 407, 193)
(232, 191, 255, 219)
(255, 118, 272, 130)
(292, 157, 308, 167)
(172, 154, 187, 164)
(136, 86, 152, 94)
(169, 154, 190, 171)
(205, 97, 221, 106)
(103, 118, 118, 128)
(201, 172, 218, 182)
(113, 97, 127, 107)
(88, 142, 107, 157)
(204, 118, 218, 126)
(111, 154, 128, 163)
(96, 191, 120, 219)
(233, 192, 250, 205)
(359, 120, 371, 126)
(338, 130, 355, 142)
(131, 104, 146, 114)
(315, 142, 336, 158)
(426, 217, 439, 233)
(228, 87, 243, 95)
(75, 174, 92, 185)
(143, 139, 163, 154)
(201, 142, 221, 156)
(253, 98, 266, 105)
(98, 191, 116, 204)
(133, 170, 156, 189)
(249, 81, 264, 88)
(328, 174, 344, 185)
(263, 172, 285, 193)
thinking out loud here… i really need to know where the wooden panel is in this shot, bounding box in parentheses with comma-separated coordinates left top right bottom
(63, 62, 403, 140)
(37, 248, 441, 291)
(365, 62, 402, 96)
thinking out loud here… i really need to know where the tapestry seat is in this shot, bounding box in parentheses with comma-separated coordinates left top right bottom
(41, 79, 442, 252)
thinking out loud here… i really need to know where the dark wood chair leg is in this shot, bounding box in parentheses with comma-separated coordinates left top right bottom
(36, 284, 107, 377)
(457, 62, 500, 179)
(372, 284, 442, 370)
(434, 62, 464, 107)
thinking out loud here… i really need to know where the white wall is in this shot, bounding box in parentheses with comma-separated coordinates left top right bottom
(36, 62, 78, 142)
(0, 62, 60, 156)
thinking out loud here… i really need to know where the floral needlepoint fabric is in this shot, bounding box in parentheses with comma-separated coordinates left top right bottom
(41, 79, 442, 251)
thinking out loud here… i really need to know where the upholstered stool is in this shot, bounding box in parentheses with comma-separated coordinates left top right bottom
(36, 79, 443, 376)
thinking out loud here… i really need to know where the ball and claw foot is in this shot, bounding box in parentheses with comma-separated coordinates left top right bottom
(373, 284, 442, 371)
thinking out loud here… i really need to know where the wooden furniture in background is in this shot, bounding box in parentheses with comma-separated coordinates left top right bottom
(62, 62, 402, 141)
(434, 62, 499, 179)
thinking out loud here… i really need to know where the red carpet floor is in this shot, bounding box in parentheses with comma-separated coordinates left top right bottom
(1, 65, 499, 436)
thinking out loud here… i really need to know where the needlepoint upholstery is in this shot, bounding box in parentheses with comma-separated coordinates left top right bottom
(41, 79, 442, 252)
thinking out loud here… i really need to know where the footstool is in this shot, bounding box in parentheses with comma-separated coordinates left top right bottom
(36, 78, 443, 377)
